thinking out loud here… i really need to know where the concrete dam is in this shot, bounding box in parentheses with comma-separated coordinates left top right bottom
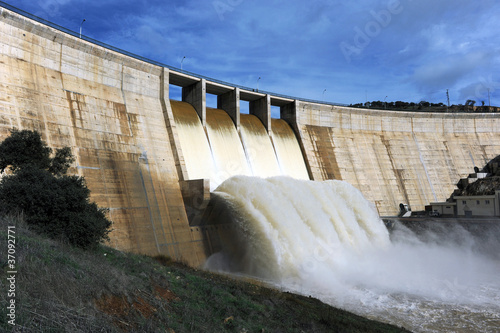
(1, 4, 500, 267)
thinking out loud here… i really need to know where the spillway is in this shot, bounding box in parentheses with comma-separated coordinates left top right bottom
(206, 107, 252, 183)
(239, 114, 282, 178)
(170, 100, 217, 182)
(171, 102, 309, 186)
(271, 119, 309, 180)
(206, 176, 500, 333)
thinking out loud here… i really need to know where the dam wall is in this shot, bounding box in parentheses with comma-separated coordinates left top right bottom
(0, 6, 212, 265)
(1, 5, 500, 265)
(283, 102, 500, 216)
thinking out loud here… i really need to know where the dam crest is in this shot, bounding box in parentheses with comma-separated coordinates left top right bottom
(1, 3, 500, 265)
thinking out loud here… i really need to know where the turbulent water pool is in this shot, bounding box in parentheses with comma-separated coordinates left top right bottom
(206, 176, 500, 332)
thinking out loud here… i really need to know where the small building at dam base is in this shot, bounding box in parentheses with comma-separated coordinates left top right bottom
(430, 169, 500, 217)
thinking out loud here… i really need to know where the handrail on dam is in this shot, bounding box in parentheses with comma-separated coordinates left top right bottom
(0, 1, 350, 107)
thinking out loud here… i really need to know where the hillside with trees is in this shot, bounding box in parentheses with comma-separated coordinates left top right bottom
(350, 100, 499, 113)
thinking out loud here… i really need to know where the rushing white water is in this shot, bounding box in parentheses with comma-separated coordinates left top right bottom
(271, 119, 309, 180)
(239, 114, 282, 178)
(206, 107, 252, 182)
(171, 100, 311, 189)
(170, 100, 218, 182)
(206, 176, 500, 333)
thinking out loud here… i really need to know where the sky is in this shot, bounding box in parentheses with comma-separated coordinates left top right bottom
(4, 0, 500, 107)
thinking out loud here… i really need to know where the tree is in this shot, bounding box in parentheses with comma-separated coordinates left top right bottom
(419, 101, 430, 108)
(0, 128, 74, 174)
(465, 99, 476, 106)
(0, 128, 51, 173)
(0, 129, 111, 248)
(48, 146, 74, 176)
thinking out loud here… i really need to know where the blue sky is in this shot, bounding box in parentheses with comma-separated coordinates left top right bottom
(5, 0, 499, 106)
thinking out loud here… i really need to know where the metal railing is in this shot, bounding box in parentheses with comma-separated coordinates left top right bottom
(0, 1, 350, 107)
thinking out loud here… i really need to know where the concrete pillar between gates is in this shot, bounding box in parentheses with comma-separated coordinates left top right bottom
(182, 79, 207, 127)
(217, 88, 240, 131)
(280, 100, 298, 126)
(280, 100, 314, 181)
(160, 67, 169, 102)
(249, 94, 271, 133)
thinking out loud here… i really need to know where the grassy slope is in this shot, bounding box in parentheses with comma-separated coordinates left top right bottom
(0, 215, 411, 332)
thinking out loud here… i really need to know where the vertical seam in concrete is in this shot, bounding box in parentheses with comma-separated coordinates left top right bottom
(32, 65, 51, 147)
(412, 132, 437, 202)
(361, 134, 384, 213)
(119, 64, 144, 253)
(138, 158, 161, 253)
(381, 134, 410, 210)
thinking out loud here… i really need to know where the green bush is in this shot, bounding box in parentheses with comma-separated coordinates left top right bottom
(0, 129, 111, 248)
(0, 128, 74, 175)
